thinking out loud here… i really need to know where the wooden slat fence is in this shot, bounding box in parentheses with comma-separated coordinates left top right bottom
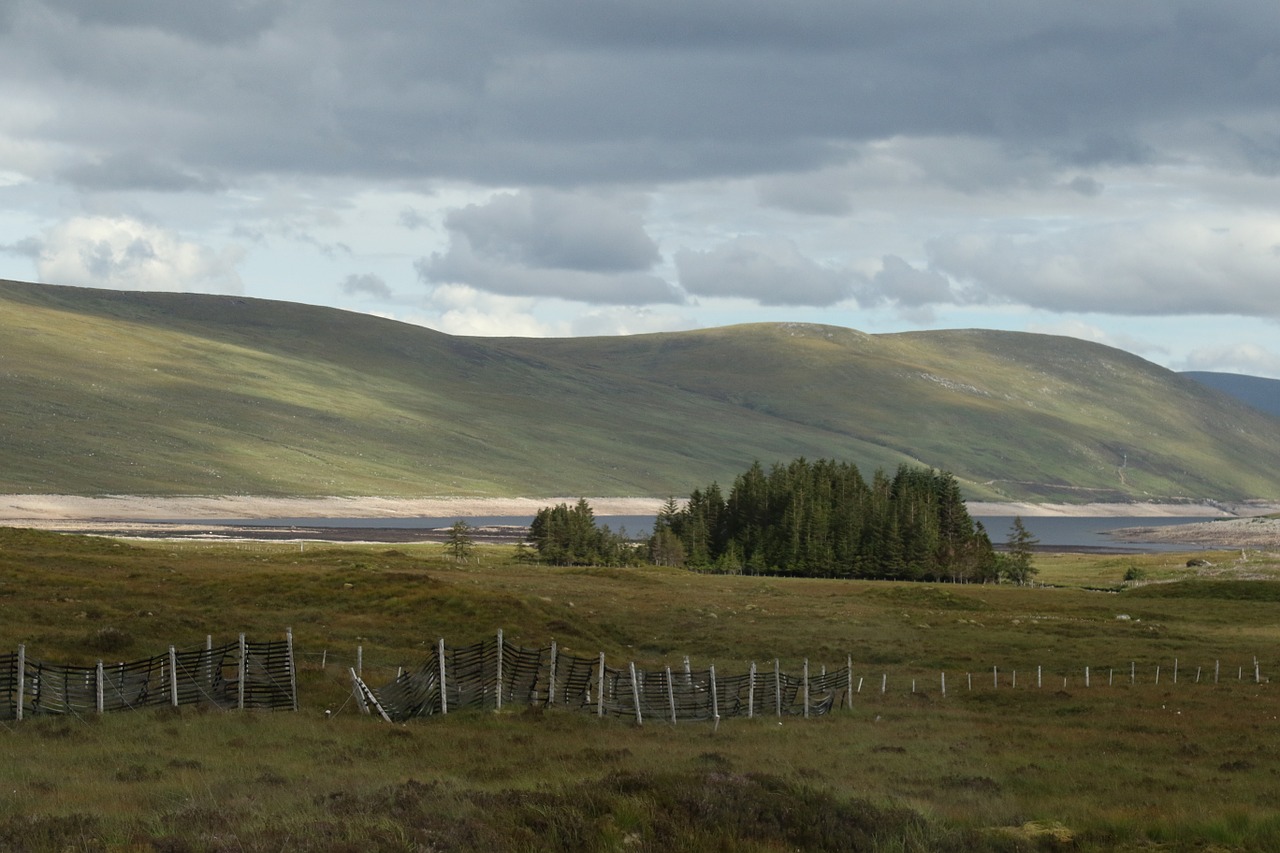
(357, 632, 845, 724)
(1, 633, 297, 721)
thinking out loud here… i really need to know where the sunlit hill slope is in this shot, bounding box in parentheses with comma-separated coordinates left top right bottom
(2, 278, 1278, 503)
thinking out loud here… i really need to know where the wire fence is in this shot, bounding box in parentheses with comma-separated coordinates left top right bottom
(0, 632, 297, 721)
(351, 631, 845, 725)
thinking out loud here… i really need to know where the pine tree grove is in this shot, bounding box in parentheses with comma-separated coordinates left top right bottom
(652, 459, 998, 581)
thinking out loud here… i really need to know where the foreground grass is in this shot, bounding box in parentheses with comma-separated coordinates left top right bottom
(3, 528, 1280, 850)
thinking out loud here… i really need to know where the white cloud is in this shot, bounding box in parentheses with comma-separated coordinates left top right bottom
(423, 283, 558, 337)
(1182, 343, 1280, 378)
(36, 215, 244, 293)
(339, 272, 392, 300)
(929, 214, 1280, 317)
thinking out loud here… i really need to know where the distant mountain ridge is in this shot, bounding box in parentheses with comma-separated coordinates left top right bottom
(3, 278, 1279, 503)
(1183, 371, 1280, 419)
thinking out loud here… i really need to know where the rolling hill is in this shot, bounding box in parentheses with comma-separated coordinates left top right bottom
(1183, 371, 1280, 419)
(2, 278, 1279, 503)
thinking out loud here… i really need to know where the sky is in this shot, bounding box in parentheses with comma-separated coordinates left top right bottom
(2, 1, 1280, 377)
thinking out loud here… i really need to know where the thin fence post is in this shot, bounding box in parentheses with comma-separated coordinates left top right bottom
(1109, 669, 1114, 686)
(96, 660, 105, 714)
(206, 635, 214, 692)
(238, 633, 247, 711)
(684, 655, 692, 687)
(803, 659, 810, 719)
(1173, 658, 1178, 684)
(438, 638, 448, 715)
(496, 629, 503, 711)
(597, 652, 605, 717)
(748, 662, 757, 717)
(1038, 665, 1042, 689)
(1255, 657, 1261, 684)
(549, 640, 559, 706)
(775, 659, 782, 717)
(993, 666, 998, 689)
(941, 671, 946, 698)
(16, 644, 25, 722)
(629, 662, 642, 726)
(169, 645, 180, 707)
(1085, 666, 1090, 688)
(857, 676, 863, 694)
(1195, 666, 1201, 683)
(710, 664, 720, 730)
(881, 673, 887, 694)
(321, 650, 327, 670)
(357, 645, 363, 678)
(1215, 659, 1220, 684)
(666, 666, 676, 725)
(1131, 661, 1135, 685)
(285, 628, 297, 712)
(1012, 670, 1017, 689)
(846, 655, 853, 709)
(1155, 665, 1161, 685)
(967, 672, 971, 691)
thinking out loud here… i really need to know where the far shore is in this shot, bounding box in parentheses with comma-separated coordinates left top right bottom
(2, 493, 1276, 524)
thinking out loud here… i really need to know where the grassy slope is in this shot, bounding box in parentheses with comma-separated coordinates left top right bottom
(4, 278, 1280, 501)
(3, 530, 1280, 850)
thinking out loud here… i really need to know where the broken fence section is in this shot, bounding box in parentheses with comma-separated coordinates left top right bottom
(1, 631, 297, 721)
(353, 630, 846, 724)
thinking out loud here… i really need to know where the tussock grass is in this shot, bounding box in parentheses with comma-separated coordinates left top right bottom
(3, 529, 1280, 849)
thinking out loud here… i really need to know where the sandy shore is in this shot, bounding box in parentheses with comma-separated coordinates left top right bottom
(5, 494, 1274, 524)
(3, 494, 1277, 546)
(1109, 516, 1280, 548)
(0, 494, 667, 523)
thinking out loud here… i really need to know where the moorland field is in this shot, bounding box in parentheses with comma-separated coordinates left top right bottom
(3, 527, 1280, 851)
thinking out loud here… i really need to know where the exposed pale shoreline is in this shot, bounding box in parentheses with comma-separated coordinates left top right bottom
(3, 494, 1276, 524)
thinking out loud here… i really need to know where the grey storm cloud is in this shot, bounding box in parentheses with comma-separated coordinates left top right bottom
(4, 1, 1280, 188)
(675, 236, 855, 307)
(870, 256, 953, 308)
(418, 190, 680, 305)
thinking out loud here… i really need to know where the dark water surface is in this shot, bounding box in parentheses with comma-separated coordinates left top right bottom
(171, 514, 1214, 552)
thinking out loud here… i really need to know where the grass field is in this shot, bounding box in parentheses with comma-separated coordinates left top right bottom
(3, 528, 1280, 851)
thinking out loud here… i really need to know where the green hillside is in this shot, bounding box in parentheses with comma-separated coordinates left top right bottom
(2, 278, 1278, 502)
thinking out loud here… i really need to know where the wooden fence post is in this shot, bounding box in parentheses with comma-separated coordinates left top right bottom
(846, 655, 853, 709)
(629, 662, 642, 726)
(710, 664, 720, 730)
(438, 638, 448, 715)
(549, 640, 558, 706)
(357, 645, 363, 678)
(495, 629, 503, 711)
(941, 671, 946, 697)
(96, 661, 105, 714)
(16, 644, 25, 722)
(775, 659, 782, 717)
(169, 645, 180, 707)
(285, 628, 298, 712)
(597, 652, 605, 717)
(1173, 658, 1178, 684)
(801, 659, 809, 718)
(666, 666, 676, 724)
(993, 666, 998, 688)
(1085, 666, 1090, 688)
(748, 661, 757, 718)
(1038, 665, 1042, 689)
(237, 633, 247, 711)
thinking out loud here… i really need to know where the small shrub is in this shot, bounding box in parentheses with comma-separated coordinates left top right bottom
(1123, 566, 1147, 581)
(86, 626, 132, 653)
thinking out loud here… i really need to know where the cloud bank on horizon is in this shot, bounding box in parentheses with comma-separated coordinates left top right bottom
(2, 1, 1279, 376)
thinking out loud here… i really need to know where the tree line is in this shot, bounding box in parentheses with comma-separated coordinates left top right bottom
(650, 459, 1026, 582)
(524, 459, 1038, 583)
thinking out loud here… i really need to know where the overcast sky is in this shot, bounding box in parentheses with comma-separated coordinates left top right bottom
(3, 1, 1280, 377)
